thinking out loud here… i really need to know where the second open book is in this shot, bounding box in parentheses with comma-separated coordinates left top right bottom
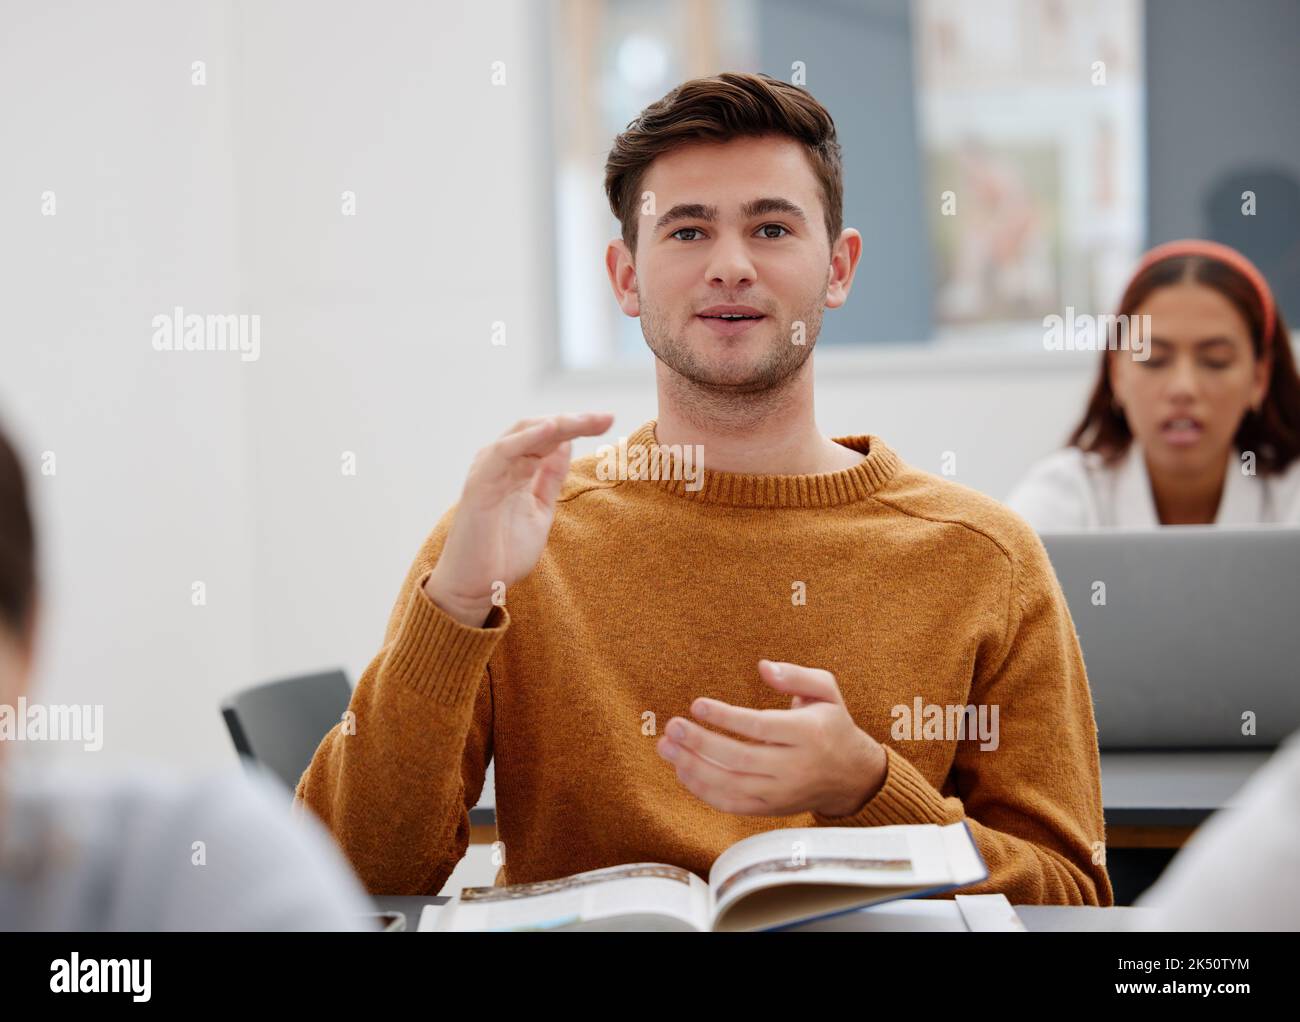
(428, 821, 988, 932)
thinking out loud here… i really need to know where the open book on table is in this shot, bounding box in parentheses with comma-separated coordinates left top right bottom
(427, 821, 988, 932)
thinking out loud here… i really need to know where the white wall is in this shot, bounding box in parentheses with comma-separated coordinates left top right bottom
(0, 0, 254, 774)
(1, 0, 1096, 793)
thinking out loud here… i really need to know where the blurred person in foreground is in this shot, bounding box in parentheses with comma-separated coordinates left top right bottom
(1133, 728, 1300, 931)
(0, 417, 372, 931)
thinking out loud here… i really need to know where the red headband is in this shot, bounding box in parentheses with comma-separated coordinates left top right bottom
(1130, 239, 1277, 353)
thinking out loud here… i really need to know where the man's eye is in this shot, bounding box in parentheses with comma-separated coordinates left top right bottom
(757, 223, 789, 239)
(671, 227, 703, 241)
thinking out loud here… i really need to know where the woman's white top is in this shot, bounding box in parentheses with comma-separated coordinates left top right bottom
(1005, 444, 1300, 530)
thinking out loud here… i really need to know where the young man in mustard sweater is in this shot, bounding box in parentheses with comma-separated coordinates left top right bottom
(296, 72, 1113, 907)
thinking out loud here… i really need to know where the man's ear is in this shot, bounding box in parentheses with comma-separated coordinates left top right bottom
(825, 228, 862, 310)
(605, 238, 641, 317)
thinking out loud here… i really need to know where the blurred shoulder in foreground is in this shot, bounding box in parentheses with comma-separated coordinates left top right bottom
(1134, 730, 1300, 931)
(0, 761, 373, 931)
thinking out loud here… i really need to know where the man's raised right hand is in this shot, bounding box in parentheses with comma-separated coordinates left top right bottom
(423, 412, 615, 627)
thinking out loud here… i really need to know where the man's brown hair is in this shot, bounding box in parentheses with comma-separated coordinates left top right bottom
(604, 71, 844, 257)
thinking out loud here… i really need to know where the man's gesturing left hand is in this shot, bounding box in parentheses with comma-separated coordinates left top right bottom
(656, 660, 888, 818)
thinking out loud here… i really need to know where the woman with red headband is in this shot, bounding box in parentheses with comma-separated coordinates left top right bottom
(1008, 240, 1300, 528)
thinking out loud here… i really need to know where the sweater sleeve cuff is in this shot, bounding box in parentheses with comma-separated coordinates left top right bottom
(811, 744, 953, 828)
(381, 570, 510, 705)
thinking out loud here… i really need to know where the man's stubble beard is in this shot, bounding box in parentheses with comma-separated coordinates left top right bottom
(638, 283, 827, 408)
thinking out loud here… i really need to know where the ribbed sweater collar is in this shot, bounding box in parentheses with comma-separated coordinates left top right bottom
(615, 419, 902, 509)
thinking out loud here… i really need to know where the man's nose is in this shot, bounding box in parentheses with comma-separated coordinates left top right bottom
(704, 233, 757, 287)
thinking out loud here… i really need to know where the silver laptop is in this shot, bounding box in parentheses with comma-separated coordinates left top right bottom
(1040, 526, 1300, 750)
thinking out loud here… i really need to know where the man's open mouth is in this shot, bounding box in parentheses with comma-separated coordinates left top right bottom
(697, 305, 765, 319)
(696, 305, 767, 333)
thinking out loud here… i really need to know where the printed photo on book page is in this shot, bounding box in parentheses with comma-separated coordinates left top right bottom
(437, 862, 712, 932)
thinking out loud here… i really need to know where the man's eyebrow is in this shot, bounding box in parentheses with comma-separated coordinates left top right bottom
(652, 197, 809, 233)
(653, 203, 717, 232)
(741, 197, 808, 223)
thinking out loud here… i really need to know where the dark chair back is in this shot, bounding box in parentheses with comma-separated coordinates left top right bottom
(221, 670, 352, 793)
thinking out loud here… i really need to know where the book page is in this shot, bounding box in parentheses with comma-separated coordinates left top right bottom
(436, 862, 713, 932)
(708, 825, 966, 925)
